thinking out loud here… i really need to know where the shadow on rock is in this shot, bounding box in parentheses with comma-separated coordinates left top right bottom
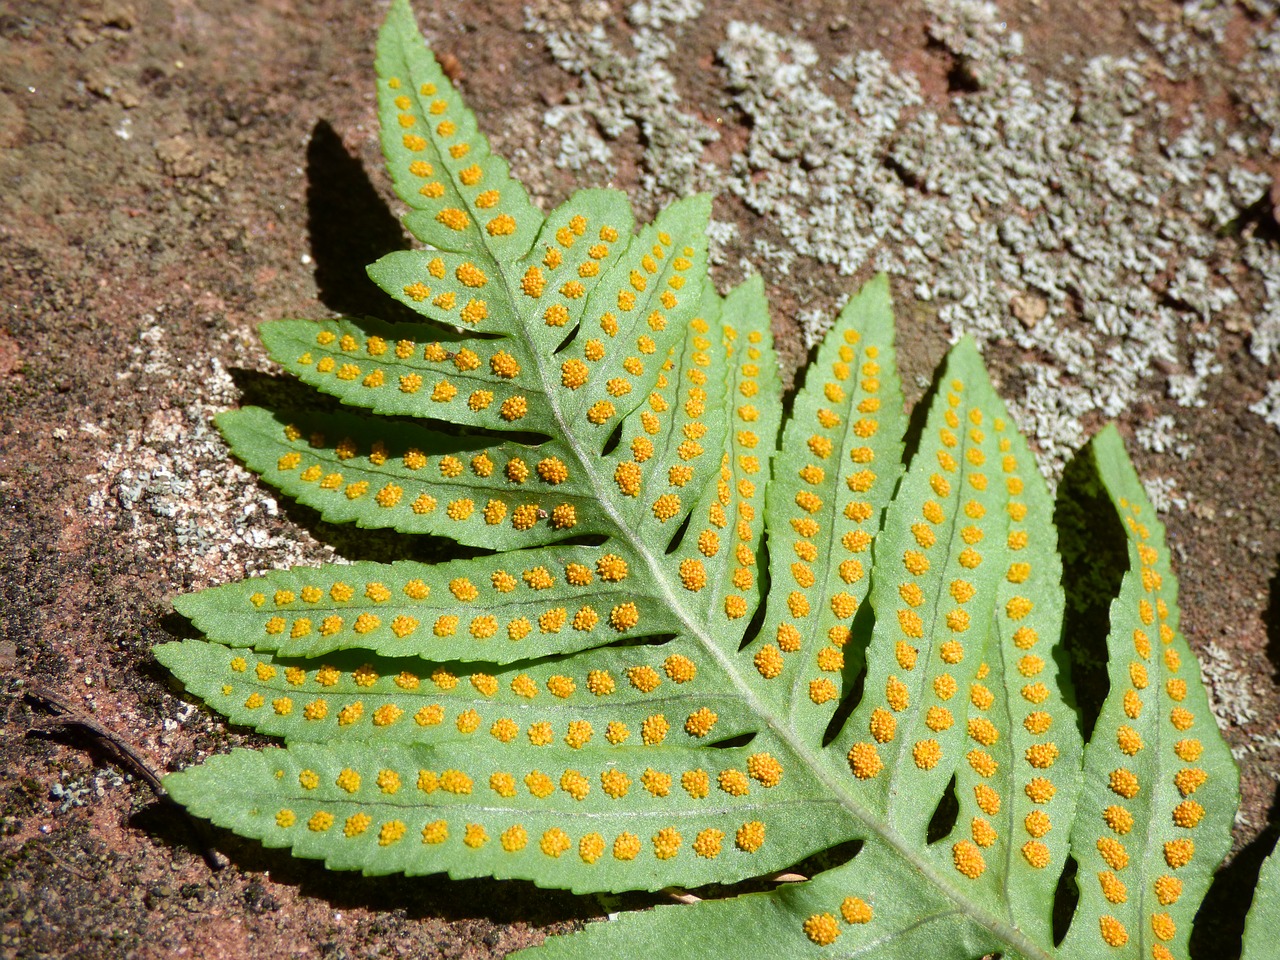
(306, 120, 418, 323)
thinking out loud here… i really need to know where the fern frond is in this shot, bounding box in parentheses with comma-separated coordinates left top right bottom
(156, 2, 1245, 957)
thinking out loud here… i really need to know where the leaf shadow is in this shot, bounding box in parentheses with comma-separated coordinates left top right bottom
(304, 119, 419, 324)
(1264, 552, 1280, 685)
(1053, 443, 1127, 742)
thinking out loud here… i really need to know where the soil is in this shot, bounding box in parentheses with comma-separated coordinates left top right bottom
(2, 2, 1278, 958)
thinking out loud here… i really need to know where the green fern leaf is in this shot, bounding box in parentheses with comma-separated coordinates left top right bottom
(1060, 426, 1239, 959)
(1242, 839, 1280, 960)
(156, 2, 1244, 957)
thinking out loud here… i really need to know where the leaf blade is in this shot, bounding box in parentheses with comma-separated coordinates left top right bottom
(1063, 425, 1239, 959)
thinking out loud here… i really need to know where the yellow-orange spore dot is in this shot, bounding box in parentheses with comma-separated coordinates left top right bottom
(817, 647, 844, 672)
(886, 676, 910, 712)
(913, 739, 942, 770)
(560, 769, 591, 801)
(1026, 742, 1060, 769)
(489, 772, 518, 799)
(641, 714, 669, 745)
(737, 824, 762, 855)
(925, 706, 954, 732)
(848, 742, 883, 779)
(343, 813, 372, 837)
(497, 824, 527, 852)
(336, 701, 363, 725)
(585, 669, 615, 697)
(737, 754, 783, 791)
(972, 784, 1001, 816)
(1130, 662, 1149, 689)
(641, 768, 672, 797)
(536, 603, 574, 631)
(540, 828, 571, 858)
(1148, 913, 1176, 943)
(609, 603, 640, 632)
(1174, 739, 1203, 763)
(1173, 800, 1205, 828)
(902, 550, 930, 577)
(754, 644, 784, 679)
(1102, 805, 1134, 835)
(1110, 725, 1144, 757)
(1024, 809, 1051, 839)
(683, 827, 723, 860)
(1098, 837, 1129, 870)
(438, 769, 472, 795)
(1097, 915, 1129, 948)
(656, 655, 696, 686)
(970, 817, 998, 848)
(803, 914, 841, 946)
(421, 820, 448, 845)
(1021, 682, 1049, 704)
(652, 493, 681, 521)
(1123, 690, 1143, 719)
(522, 566, 556, 591)
(664, 770, 706, 804)
(898, 609, 924, 638)
(953, 840, 986, 879)
(934, 674, 958, 701)
(832, 897, 872, 927)
(490, 718, 518, 743)
(1155, 875, 1183, 905)
(371, 704, 402, 727)
(586, 400, 615, 424)
(1172, 773, 1203, 798)
(612, 832, 641, 861)
(527, 722, 554, 746)
(1006, 596, 1034, 620)
(600, 769, 630, 799)
(1026, 778, 1056, 804)
(1108, 768, 1140, 799)
(966, 749, 997, 778)
(717, 769, 750, 797)
(967, 716, 999, 746)
(685, 707, 718, 737)
(1098, 870, 1128, 904)
(810, 678, 838, 703)
(1165, 838, 1195, 868)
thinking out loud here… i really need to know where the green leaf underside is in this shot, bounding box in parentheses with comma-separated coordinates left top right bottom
(1060, 426, 1238, 960)
(1242, 840, 1280, 960)
(160, 2, 1244, 957)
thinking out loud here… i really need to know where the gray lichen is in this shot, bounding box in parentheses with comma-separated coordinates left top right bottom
(525, 0, 1280, 482)
(524, 0, 719, 205)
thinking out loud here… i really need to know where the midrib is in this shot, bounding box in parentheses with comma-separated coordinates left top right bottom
(501, 253, 1053, 960)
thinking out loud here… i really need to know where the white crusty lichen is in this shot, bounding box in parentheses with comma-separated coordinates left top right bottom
(87, 320, 338, 582)
(524, 0, 719, 205)
(1250, 381, 1280, 434)
(708, 1, 1263, 473)
(1135, 414, 1195, 460)
(524, 0, 1279, 474)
